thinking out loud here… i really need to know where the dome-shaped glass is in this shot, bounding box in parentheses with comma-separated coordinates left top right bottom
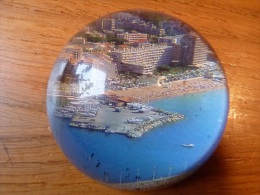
(47, 10, 229, 190)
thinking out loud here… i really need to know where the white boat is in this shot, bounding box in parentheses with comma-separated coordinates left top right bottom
(183, 144, 194, 148)
(61, 107, 76, 113)
(77, 112, 96, 117)
(55, 111, 73, 118)
(127, 117, 143, 124)
(127, 102, 143, 110)
(138, 106, 153, 113)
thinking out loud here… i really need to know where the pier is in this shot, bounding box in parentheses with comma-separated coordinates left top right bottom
(68, 102, 184, 138)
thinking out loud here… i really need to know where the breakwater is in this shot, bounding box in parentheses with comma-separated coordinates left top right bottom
(125, 112, 184, 138)
(69, 105, 184, 138)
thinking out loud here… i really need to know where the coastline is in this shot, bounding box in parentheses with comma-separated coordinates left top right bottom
(69, 105, 184, 138)
(111, 77, 226, 103)
(53, 88, 228, 190)
(55, 77, 226, 138)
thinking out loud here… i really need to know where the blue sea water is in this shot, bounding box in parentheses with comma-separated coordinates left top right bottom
(49, 88, 228, 184)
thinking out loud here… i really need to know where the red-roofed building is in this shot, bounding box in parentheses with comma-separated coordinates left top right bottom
(100, 92, 135, 107)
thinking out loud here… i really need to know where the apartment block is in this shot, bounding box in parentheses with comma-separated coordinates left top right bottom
(117, 32, 148, 43)
(111, 44, 173, 74)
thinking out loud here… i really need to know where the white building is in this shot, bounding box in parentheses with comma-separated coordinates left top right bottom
(158, 35, 184, 45)
(70, 37, 86, 45)
(192, 36, 208, 65)
(111, 44, 173, 74)
(117, 32, 148, 43)
(101, 18, 115, 30)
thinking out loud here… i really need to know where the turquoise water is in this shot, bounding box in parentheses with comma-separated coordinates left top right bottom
(49, 88, 228, 184)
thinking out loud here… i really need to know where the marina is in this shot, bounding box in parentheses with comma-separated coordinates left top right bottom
(57, 99, 185, 138)
(52, 75, 226, 138)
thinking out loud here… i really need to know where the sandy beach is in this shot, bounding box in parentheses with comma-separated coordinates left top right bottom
(112, 77, 226, 102)
(57, 77, 225, 138)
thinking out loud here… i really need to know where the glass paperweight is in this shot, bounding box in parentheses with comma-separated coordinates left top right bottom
(46, 10, 229, 190)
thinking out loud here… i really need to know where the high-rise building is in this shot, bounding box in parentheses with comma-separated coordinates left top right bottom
(179, 34, 195, 66)
(158, 35, 184, 45)
(172, 44, 181, 66)
(111, 44, 173, 74)
(117, 32, 148, 43)
(192, 35, 208, 65)
(158, 36, 175, 45)
(101, 18, 115, 31)
(179, 33, 208, 66)
(92, 53, 117, 78)
(124, 19, 161, 36)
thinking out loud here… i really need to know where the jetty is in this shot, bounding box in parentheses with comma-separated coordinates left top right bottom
(69, 102, 184, 138)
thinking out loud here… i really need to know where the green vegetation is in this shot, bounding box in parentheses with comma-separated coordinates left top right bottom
(157, 65, 171, 72)
(85, 34, 105, 42)
(106, 34, 116, 42)
(75, 32, 126, 45)
(73, 31, 105, 42)
(155, 65, 200, 75)
(106, 34, 127, 45)
(137, 12, 172, 28)
(170, 66, 199, 73)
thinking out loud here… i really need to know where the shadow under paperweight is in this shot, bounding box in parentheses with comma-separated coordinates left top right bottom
(46, 9, 229, 190)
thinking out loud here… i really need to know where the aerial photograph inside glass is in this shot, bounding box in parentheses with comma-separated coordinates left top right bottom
(47, 10, 228, 190)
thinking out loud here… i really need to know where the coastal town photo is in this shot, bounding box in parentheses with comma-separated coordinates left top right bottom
(47, 10, 229, 189)
(48, 10, 226, 138)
